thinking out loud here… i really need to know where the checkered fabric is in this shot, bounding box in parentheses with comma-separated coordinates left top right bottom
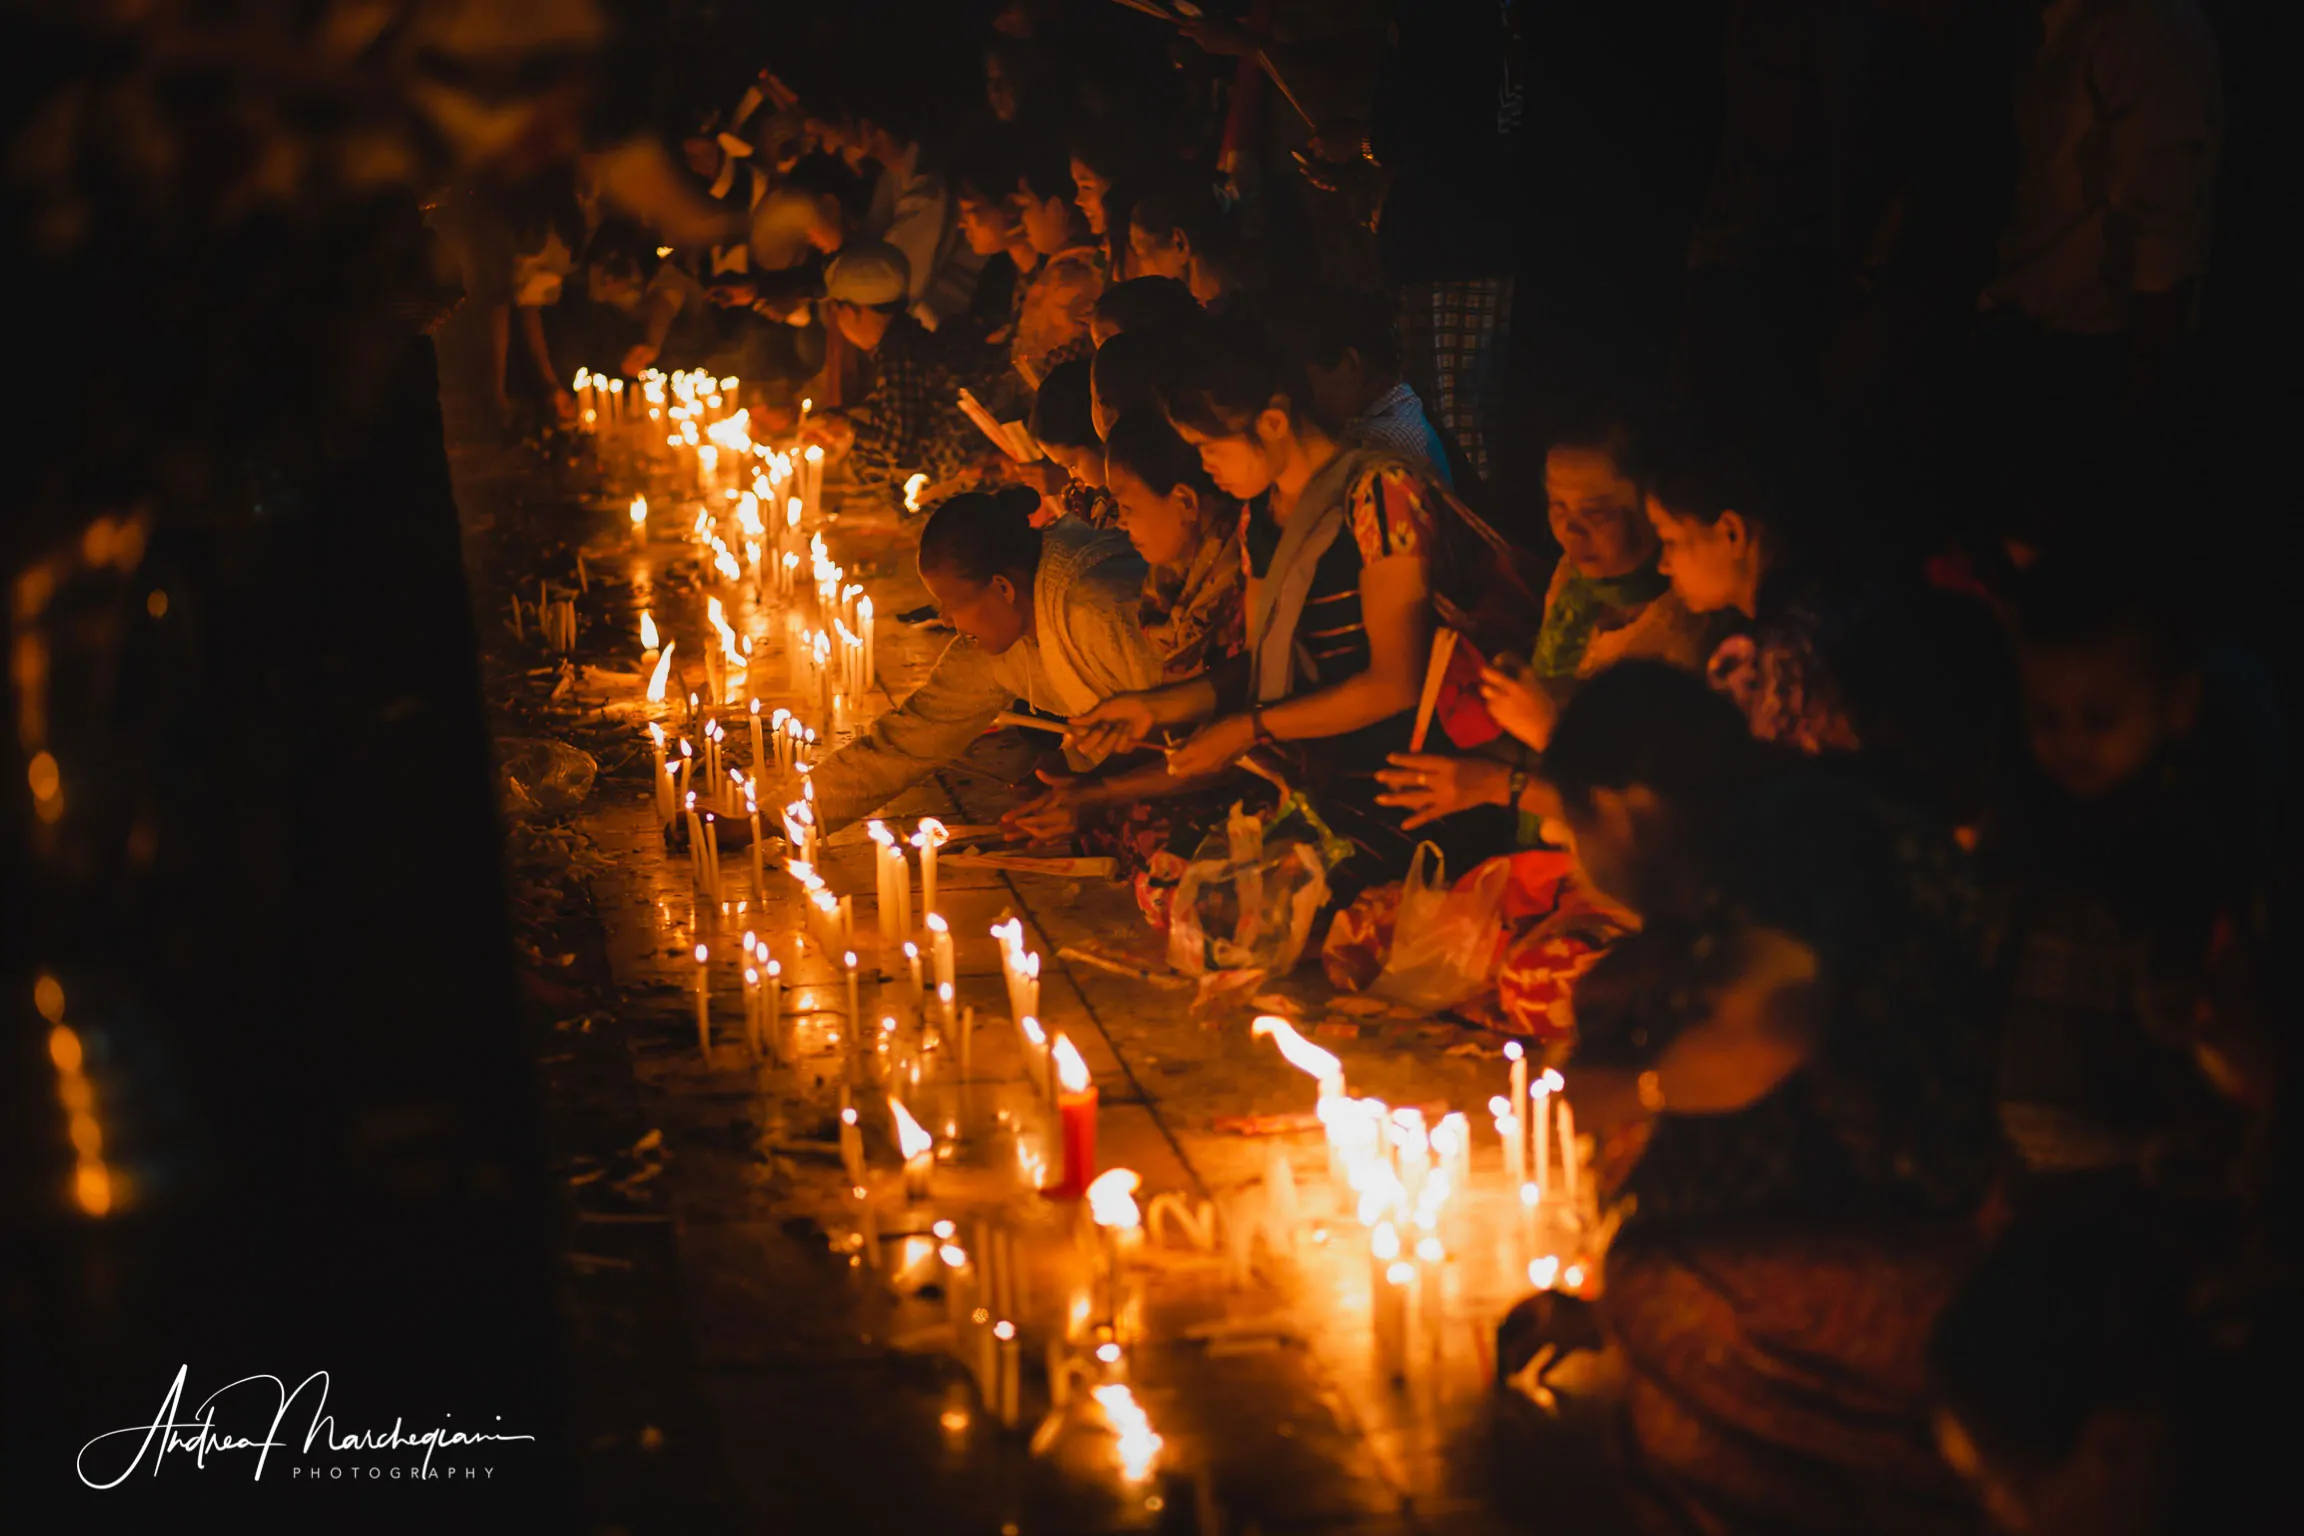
(1398, 277, 1514, 485)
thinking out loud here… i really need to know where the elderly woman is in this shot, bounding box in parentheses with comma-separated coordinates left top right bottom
(808, 486, 1162, 831)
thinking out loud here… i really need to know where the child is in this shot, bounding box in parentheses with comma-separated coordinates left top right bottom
(1992, 551, 2279, 1185)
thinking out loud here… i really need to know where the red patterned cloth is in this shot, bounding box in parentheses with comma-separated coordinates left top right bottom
(1319, 848, 1629, 1035)
(1607, 1224, 1981, 1536)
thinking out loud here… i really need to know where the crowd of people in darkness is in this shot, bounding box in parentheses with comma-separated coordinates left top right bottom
(429, 3, 2288, 1532)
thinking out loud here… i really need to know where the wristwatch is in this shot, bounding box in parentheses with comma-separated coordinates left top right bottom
(1504, 763, 1530, 810)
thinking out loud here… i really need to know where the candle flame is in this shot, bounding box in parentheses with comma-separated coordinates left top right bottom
(1052, 1035, 1090, 1094)
(645, 640, 676, 702)
(648, 721, 665, 747)
(630, 495, 648, 526)
(888, 1095, 934, 1159)
(1251, 1016, 1343, 1086)
(939, 1243, 968, 1268)
(1020, 1016, 1046, 1047)
(913, 817, 948, 849)
(866, 819, 895, 847)
(694, 944, 708, 964)
(639, 610, 659, 650)
(1504, 1039, 1524, 1061)
(1086, 1168, 1141, 1229)
(926, 912, 948, 934)
(903, 472, 928, 511)
(1090, 1383, 1162, 1482)
(843, 951, 858, 969)
(1371, 1220, 1401, 1261)
(1538, 1068, 1565, 1094)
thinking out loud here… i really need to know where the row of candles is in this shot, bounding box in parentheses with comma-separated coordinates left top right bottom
(1247, 1016, 1594, 1382)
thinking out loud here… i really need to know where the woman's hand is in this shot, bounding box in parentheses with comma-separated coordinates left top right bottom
(548, 386, 580, 423)
(1374, 753, 1510, 830)
(1002, 768, 1097, 841)
(1067, 694, 1158, 759)
(801, 413, 855, 461)
(1480, 663, 1558, 751)
(621, 341, 661, 377)
(1165, 714, 1256, 778)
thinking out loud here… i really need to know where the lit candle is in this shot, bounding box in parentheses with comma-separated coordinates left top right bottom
(1050, 1035, 1097, 1198)
(647, 722, 670, 821)
(646, 639, 675, 705)
(1085, 1168, 1140, 1332)
(1534, 1067, 1563, 1205)
(867, 821, 901, 946)
(748, 697, 765, 776)
(838, 1088, 865, 1186)
(1556, 1097, 1581, 1218)
(1507, 1039, 1528, 1182)
(843, 950, 862, 1078)
(890, 1094, 934, 1200)
(903, 941, 924, 1017)
(763, 959, 782, 1063)
(693, 944, 711, 1058)
(630, 494, 648, 545)
(927, 913, 955, 1009)
(913, 819, 947, 922)
(1492, 1097, 1524, 1192)
(639, 608, 660, 656)
(746, 784, 765, 903)
(858, 595, 875, 692)
(1370, 1221, 1409, 1381)
(742, 961, 761, 1060)
(1020, 1015, 1050, 1101)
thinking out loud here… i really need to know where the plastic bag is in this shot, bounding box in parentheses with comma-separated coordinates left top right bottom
(1165, 799, 1333, 977)
(495, 738, 597, 818)
(1368, 842, 1512, 1012)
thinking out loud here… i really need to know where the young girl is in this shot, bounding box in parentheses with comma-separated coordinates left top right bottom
(1066, 318, 1463, 888)
(1642, 426, 1859, 754)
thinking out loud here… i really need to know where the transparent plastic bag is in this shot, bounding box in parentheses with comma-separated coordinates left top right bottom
(1165, 799, 1334, 977)
(495, 738, 597, 818)
(1369, 842, 1512, 1012)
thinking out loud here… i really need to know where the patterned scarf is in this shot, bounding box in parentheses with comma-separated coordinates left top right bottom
(1139, 518, 1245, 681)
(1531, 561, 1669, 678)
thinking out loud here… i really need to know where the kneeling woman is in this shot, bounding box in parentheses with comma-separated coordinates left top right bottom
(1068, 320, 1470, 891)
(808, 486, 1164, 831)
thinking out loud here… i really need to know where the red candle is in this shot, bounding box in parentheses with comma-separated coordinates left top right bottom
(1049, 1035, 1096, 1199)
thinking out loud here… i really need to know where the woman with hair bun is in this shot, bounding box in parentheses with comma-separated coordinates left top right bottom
(807, 485, 1162, 831)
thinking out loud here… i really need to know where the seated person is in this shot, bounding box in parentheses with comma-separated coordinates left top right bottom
(1988, 550, 2279, 1185)
(807, 486, 1164, 832)
(1003, 411, 1247, 854)
(1535, 662, 2001, 1536)
(797, 243, 1001, 507)
(1025, 358, 1116, 529)
(1372, 409, 1717, 836)
(1641, 417, 1861, 753)
(1007, 137, 1107, 390)
(1089, 275, 1200, 348)
(1277, 286, 1451, 483)
(1089, 329, 1172, 440)
(806, 81, 987, 331)
(1129, 175, 1247, 313)
(1066, 317, 1473, 892)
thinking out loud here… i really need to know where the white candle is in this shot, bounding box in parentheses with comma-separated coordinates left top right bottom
(1371, 1221, 1408, 1381)
(913, 819, 946, 922)
(1535, 1066, 1561, 1206)
(859, 595, 875, 692)
(843, 950, 862, 1079)
(1557, 1098, 1581, 1217)
(927, 914, 955, 1012)
(763, 959, 782, 1063)
(838, 1088, 865, 1187)
(1507, 1040, 1528, 1180)
(693, 944, 711, 1058)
